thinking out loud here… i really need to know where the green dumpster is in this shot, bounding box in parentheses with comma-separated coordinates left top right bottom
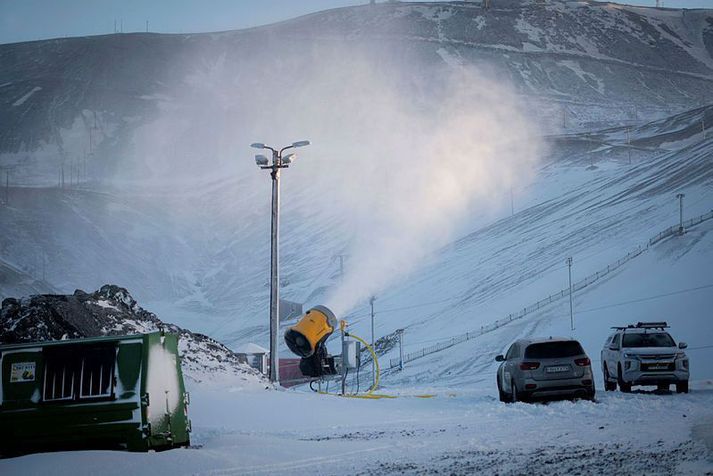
(0, 331, 191, 456)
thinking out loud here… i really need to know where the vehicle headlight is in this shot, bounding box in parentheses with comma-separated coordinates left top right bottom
(675, 352, 686, 359)
(623, 353, 639, 360)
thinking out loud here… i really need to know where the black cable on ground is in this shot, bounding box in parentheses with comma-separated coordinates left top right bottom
(355, 360, 360, 394)
(341, 367, 349, 394)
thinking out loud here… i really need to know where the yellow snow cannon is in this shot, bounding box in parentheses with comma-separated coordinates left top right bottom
(284, 305, 338, 357)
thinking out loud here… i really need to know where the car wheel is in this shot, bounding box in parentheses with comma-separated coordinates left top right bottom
(584, 389, 596, 402)
(603, 364, 617, 391)
(510, 379, 519, 403)
(676, 381, 689, 394)
(497, 378, 508, 403)
(618, 365, 631, 393)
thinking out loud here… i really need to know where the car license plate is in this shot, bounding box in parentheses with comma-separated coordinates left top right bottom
(546, 366, 569, 373)
(648, 364, 669, 370)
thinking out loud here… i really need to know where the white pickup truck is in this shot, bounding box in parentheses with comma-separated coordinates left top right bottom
(600, 321, 689, 393)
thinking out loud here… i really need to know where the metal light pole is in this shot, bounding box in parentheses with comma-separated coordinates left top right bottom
(397, 328, 404, 371)
(252, 140, 310, 385)
(679, 194, 685, 230)
(566, 257, 574, 331)
(626, 126, 631, 165)
(510, 186, 514, 216)
(370, 296, 376, 387)
(340, 320, 347, 396)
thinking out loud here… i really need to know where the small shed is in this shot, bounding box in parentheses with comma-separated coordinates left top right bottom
(236, 343, 269, 374)
(0, 332, 191, 456)
(279, 358, 311, 388)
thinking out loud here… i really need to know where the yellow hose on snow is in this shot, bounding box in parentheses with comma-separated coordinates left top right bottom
(346, 332, 380, 395)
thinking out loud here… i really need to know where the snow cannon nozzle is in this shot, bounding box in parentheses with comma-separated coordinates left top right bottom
(284, 305, 338, 358)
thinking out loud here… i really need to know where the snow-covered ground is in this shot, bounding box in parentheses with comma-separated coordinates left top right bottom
(2, 384, 712, 475)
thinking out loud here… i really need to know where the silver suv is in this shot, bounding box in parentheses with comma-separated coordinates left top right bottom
(601, 322, 689, 393)
(495, 337, 595, 402)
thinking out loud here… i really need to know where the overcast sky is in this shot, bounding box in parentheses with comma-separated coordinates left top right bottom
(1, 0, 710, 45)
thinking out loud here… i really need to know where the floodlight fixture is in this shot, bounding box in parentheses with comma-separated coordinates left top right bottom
(255, 154, 269, 166)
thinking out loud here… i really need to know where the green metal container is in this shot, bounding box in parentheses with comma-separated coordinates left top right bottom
(0, 332, 191, 456)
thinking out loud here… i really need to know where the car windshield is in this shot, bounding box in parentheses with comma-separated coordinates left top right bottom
(622, 332, 675, 348)
(524, 341, 584, 359)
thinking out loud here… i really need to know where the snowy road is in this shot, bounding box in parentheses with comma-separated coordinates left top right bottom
(3, 383, 712, 475)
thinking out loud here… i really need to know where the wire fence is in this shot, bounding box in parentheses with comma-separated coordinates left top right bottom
(648, 210, 713, 246)
(389, 208, 713, 369)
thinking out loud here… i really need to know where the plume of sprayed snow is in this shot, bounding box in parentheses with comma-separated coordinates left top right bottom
(117, 38, 545, 318)
(271, 52, 545, 316)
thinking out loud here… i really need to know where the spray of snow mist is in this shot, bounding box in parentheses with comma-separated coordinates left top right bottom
(119, 39, 545, 320)
(273, 50, 546, 316)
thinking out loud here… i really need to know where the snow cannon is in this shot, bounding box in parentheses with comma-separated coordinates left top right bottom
(284, 305, 338, 357)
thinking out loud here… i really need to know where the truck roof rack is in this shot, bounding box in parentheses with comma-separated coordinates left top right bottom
(635, 321, 668, 329)
(611, 321, 669, 331)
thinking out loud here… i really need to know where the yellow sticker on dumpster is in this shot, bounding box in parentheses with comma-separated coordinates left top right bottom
(10, 362, 36, 382)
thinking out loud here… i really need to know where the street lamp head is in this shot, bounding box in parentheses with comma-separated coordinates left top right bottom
(255, 154, 269, 166)
(251, 142, 266, 149)
(291, 140, 310, 148)
(281, 153, 297, 165)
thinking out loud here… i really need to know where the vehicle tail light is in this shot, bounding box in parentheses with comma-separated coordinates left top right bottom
(525, 384, 537, 390)
(575, 357, 591, 367)
(519, 362, 540, 370)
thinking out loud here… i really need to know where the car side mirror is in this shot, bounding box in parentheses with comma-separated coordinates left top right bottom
(678, 342, 687, 349)
(495, 355, 505, 362)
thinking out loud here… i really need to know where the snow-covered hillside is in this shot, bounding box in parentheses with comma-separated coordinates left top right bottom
(1, 1, 712, 183)
(347, 109, 713, 389)
(0, 188, 200, 304)
(376, 215, 713, 389)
